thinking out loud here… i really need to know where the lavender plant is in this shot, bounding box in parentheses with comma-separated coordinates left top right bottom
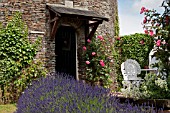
(16, 73, 161, 113)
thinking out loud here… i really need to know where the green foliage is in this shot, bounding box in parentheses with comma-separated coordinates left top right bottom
(0, 12, 46, 103)
(82, 34, 115, 88)
(121, 73, 170, 99)
(114, 33, 154, 87)
(140, 73, 170, 99)
(114, 4, 120, 36)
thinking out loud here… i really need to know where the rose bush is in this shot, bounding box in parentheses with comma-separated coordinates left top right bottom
(82, 34, 115, 88)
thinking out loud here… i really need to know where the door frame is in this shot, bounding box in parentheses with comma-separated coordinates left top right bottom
(56, 24, 79, 80)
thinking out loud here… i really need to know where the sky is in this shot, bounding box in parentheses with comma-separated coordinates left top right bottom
(118, 0, 165, 36)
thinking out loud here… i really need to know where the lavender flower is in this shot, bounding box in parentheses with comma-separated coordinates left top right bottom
(16, 73, 161, 113)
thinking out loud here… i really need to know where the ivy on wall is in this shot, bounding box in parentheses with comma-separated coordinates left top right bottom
(0, 12, 46, 103)
(114, 1, 120, 36)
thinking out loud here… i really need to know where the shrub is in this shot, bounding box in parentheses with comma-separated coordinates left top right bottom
(16, 73, 160, 113)
(114, 33, 154, 87)
(0, 12, 46, 103)
(140, 73, 170, 99)
(82, 34, 115, 88)
(121, 73, 170, 99)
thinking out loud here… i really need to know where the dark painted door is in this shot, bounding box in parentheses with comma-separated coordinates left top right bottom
(55, 26, 76, 78)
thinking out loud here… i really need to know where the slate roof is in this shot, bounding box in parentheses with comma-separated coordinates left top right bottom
(47, 4, 109, 21)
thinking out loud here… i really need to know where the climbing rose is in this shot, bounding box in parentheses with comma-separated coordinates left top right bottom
(149, 30, 154, 36)
(100, 60, 105, 67)
(86, 61, 90, 65)
(97, 35, 104, 41)
(143, 17, 147, 24)
(162, 40, 166, 45)
(87, 39, 91, 43)
(145, 9, 149, 12)
(92, 52, 96, 56)
(144, 30, 149, 34)
(83, 46, 87, 51)
(140, 7, 146, 14)
(156, 40, 161, 47)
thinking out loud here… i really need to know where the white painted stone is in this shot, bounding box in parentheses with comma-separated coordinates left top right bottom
(65, 1, 73, 8)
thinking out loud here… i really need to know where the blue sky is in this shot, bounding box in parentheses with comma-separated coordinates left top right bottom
(118, 0, 165, 36)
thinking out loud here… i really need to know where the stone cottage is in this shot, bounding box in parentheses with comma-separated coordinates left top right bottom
(0, 0, 118, 80)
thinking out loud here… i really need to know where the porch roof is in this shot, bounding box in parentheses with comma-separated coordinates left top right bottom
(47, 4, 109, 21)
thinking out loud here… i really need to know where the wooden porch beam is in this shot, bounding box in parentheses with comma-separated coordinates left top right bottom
(87, 20, 103, 41)
(49, 16, 59, 23)
(50, 16, 59, 39)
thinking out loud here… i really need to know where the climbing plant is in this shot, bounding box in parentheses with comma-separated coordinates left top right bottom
(0, 12, 46, 103)
(141, 7, 170, 78)
(114, 2, 120, 36)
(82, 34, 115, 88)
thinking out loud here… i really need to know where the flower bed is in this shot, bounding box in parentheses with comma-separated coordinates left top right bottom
(15, 73, 160, 113)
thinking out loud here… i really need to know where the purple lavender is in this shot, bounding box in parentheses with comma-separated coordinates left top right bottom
(16, 73, 161, 113)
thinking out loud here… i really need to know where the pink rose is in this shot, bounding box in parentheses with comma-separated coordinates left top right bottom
(92, 52, 96, 56)
(83, 46, 87, 51)
(100, 60, 105, 67)
(144, 30, 149, 34)
(149, 30, 154, 36)
(143, 17, 147, 24)
(117, 37, 121, 40)
(140, 7, 146, 14)
(156, 24, 160, 27)
(87, 39, 91, 43)
(145, 9, 149, 12)
(97, 35, 104, 41)
(162, 40, 166, 45)
(100, 60, 104, 62)
(140, 40, 144, 45)
(156, 40, 161, 47)
(86, 61, 90, 65)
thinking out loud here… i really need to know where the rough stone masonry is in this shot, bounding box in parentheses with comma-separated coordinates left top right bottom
(0, 0, 118, 79)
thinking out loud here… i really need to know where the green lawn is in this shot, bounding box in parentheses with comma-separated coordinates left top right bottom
(0, 104, 16, 113)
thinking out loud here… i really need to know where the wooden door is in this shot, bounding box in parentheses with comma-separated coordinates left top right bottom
(55, 26, 76, 79)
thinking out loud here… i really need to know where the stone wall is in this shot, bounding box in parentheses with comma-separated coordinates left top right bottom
(0, 0, 47, 68)
(74, 0, 117, 37)
(0, 0, 46, 32)
(0, 0, 117, 37)
(0, 0, 118, 77)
